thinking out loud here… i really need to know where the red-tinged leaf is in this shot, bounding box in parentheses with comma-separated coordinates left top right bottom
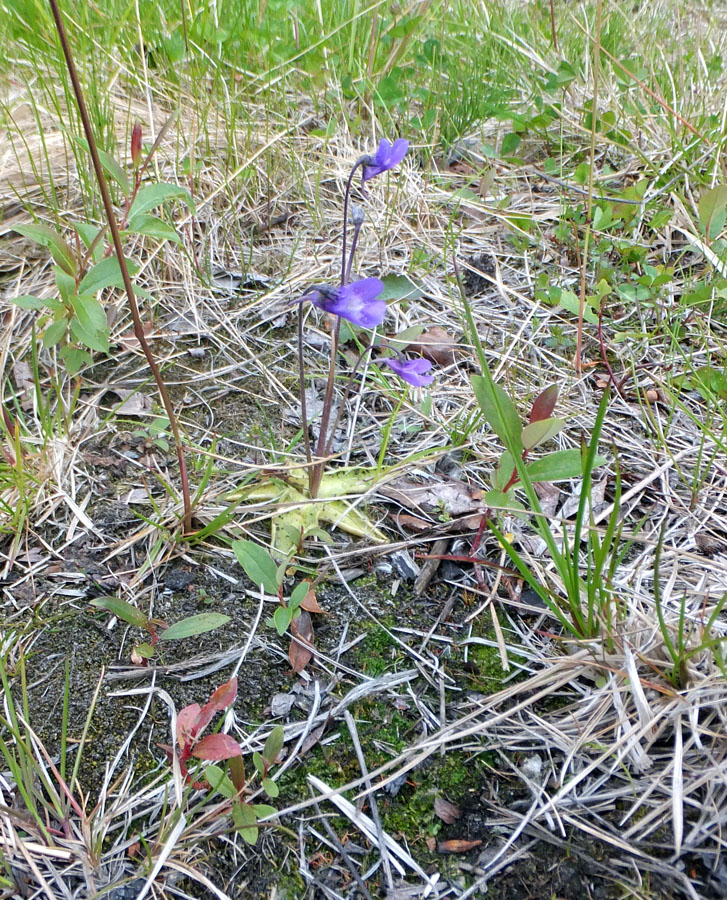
(434, 796, 461, 824)
(299, 585, 325, 614)
(229, 755, 246, 792)
(131, 123, 142, 167)
(208, 677, 238, 711)
(438, 839, 482, 854)
(289, 639, 313, 674)
(176, 704, 202, 748)
(191, 733, 242, 761)
(289, 610, 314, 674)
(529, 385, 559, 423)
(157, 743, 174, 762)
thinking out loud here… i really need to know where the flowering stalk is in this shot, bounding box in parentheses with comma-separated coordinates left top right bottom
(297, 138, 421, 498)
(309, 162, 369, 497)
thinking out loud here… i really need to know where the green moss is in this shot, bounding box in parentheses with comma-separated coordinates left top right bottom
(379, 751, 494, 847)
(465, 640, 511, 692)
(272, 869, 306, 899)
(351, 615, 403, 677)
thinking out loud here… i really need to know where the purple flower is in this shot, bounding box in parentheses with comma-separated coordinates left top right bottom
(361, 138, 409, 185)
(381, 356, 434, 387)
(306, 277, 386, 328)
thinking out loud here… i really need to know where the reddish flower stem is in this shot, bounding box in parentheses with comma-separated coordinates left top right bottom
(48, 0, 192, 534)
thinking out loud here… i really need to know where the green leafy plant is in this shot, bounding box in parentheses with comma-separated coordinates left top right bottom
(474, 382, 599, 516)
(233, 539, 325, 674)
(12, 130, 192, 376)
(459, 268, 629, 642)
(157, 677, 281, 845)
(89, 596, 229, 662)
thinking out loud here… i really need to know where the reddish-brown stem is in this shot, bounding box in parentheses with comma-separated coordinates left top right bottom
(297, 305, 314, 493)
(549, 0, 558, 49)
(596, 301, 628, 396)
(48, 0, 192, 533)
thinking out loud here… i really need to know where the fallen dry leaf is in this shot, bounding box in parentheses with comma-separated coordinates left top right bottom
(408, 326, 460, 366)
(380, 477, 483, 518)
(300, 584, 325, 614)
(434, 796, 461, 824)
(12, 360, 34, 411)
(299, 721, 328, 757)
(395, 513, 433, 532)
(289, 610, 314, 674)
(107, 388, 153, 416)
(534, 481, 560, 518)
(437, 839, 482, 854)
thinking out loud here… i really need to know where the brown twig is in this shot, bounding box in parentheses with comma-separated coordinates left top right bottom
(47, 0, 192, 533)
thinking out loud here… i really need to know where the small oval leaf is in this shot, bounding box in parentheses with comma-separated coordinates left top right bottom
(15, 224, 75, 275)
(191, 733, 241, 761)
(90, 596, 149, 628)
(262, 725, 284, 768)
(160, 612, 230, 641)
(128, 183, 195, 220)
(232, 540, 279, 594)
(529, 385, 559, 423)
(521, 418, 565, 451)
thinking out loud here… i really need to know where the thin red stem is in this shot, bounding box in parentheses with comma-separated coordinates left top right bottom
(48, 0, 192, 533)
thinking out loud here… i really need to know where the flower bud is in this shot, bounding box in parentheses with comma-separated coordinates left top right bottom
(131, 123, 142, 168)
(351, 204, 365, 226)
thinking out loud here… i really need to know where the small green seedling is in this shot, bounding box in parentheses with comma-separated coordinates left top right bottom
(232, 539, 324, 674)
(157, 679, 282, 845)
(90, 596, 229, 661)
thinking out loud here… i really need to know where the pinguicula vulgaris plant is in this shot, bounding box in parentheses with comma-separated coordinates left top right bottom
(299, 137, 432, 498)
(233, 138, 435, 560)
